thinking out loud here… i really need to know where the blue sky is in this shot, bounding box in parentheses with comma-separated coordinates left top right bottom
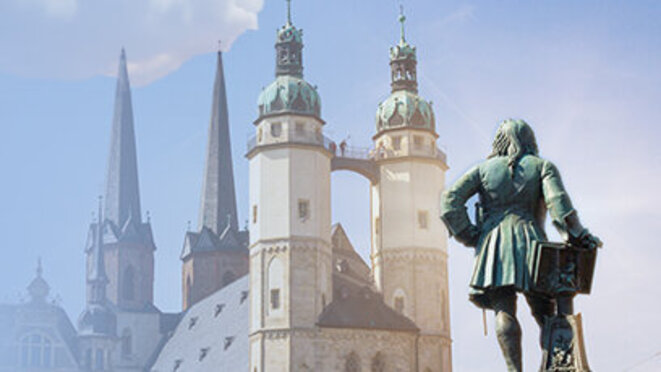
(1, 0, 660, 371)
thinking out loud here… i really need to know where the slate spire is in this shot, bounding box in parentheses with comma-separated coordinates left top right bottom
(88, 197, 108, 305)
(105, 48, 142, 229)
(198, 51, 238, 234)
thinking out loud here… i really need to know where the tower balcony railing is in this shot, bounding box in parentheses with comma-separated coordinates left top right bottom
(247, 128, 334, 154)
(369, 144, 447, 163)
(247, 130, 447, 164)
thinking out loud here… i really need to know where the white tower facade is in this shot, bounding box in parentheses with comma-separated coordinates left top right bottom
(370, 11, 453, 372)
(247, 8, 333, 371)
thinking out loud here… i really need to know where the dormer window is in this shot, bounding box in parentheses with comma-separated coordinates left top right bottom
(224, 336, 235, 350)
(395, 297, 405, 313)
(20, 334, 52, 368)
(199, 347, 210, 361)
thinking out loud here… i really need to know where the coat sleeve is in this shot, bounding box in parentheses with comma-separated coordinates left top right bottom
(440, 165, 481, 245)
(541, 160, 576, 230)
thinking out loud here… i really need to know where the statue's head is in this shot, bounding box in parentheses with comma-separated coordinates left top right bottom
(489, 119, 539, 173)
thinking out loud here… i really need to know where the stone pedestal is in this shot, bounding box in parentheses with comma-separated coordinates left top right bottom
(540, 313, 591, 372)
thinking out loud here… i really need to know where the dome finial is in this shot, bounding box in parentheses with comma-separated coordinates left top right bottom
(398, 4, 407, 44)
(286, 0, 292, 26)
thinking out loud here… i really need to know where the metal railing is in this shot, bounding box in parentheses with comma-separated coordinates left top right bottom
(247, 128, 334, 154)
(247, 130, 447, 164)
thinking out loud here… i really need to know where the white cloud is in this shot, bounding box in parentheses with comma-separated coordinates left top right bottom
(18, 0, 79, 20)
(0, 0, 264, 85)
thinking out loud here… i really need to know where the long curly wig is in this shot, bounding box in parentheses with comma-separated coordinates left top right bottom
(488, 119, 539, 177)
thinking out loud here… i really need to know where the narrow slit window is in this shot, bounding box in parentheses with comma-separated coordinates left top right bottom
(413, 135, 423, 150)
(392, 136, 402, 150)
(270, 289, 280, 310)
(418, 210, 429, 230)
(298, 199, 310, 220)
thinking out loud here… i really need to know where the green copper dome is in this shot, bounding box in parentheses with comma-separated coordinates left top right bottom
(376, 7, 435, 134)
(257, 75, 321, 119)
(255, 0, 321, 121)
(376, 90, 435, 132)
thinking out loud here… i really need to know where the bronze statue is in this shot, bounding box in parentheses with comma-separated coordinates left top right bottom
(440, 119, 601, 371)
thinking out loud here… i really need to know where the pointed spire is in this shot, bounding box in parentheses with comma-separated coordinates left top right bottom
(398, 5, 407, 45)
(198, 51, 238, 234)
(88, 196, 108, 304)
(286, 0, 292, 26)
(105, 48, 142, 230)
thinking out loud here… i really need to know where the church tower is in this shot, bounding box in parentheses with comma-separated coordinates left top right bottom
(371, 9, 452, 371)
(181, 50, 249, 310)
(247, 1, 332, 370)
(79, 199, 117, 372)
(92, 49, 156, 312)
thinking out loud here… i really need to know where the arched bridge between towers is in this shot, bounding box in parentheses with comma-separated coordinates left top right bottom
(330, 146, 379, 184)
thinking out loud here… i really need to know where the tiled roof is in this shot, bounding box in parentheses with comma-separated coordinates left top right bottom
(318, 275, 419, 332)
(149, 275, 249, 372)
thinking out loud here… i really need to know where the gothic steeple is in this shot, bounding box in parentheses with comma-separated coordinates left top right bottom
(198, 50, 238, 234)
(88, 197, 108, 305)
(105, 48, 142, 230)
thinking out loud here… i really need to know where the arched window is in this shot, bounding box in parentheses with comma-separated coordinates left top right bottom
(268, 257, 284, 314)
(95, 348, 104, 370)
(222, 271, 236, 287)
(393, 288, 407, 315)
(122, 266, 135, 301)
(371, 352, 385, 372)
(121, 328, 132, 358)
(345, 352, 361, 372)
(20, 333, 51, 367)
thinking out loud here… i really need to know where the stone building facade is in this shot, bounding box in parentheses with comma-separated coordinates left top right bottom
(1, 3, 453, 372)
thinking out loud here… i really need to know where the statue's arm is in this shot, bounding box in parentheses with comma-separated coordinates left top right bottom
(542, 160, 601, 249)
(440, 165, 481, 247)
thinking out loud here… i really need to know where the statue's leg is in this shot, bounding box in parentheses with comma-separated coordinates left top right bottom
(525, 292, 555, 349)
(525, 292, 555, 326)
(492, 289, 522, 372)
